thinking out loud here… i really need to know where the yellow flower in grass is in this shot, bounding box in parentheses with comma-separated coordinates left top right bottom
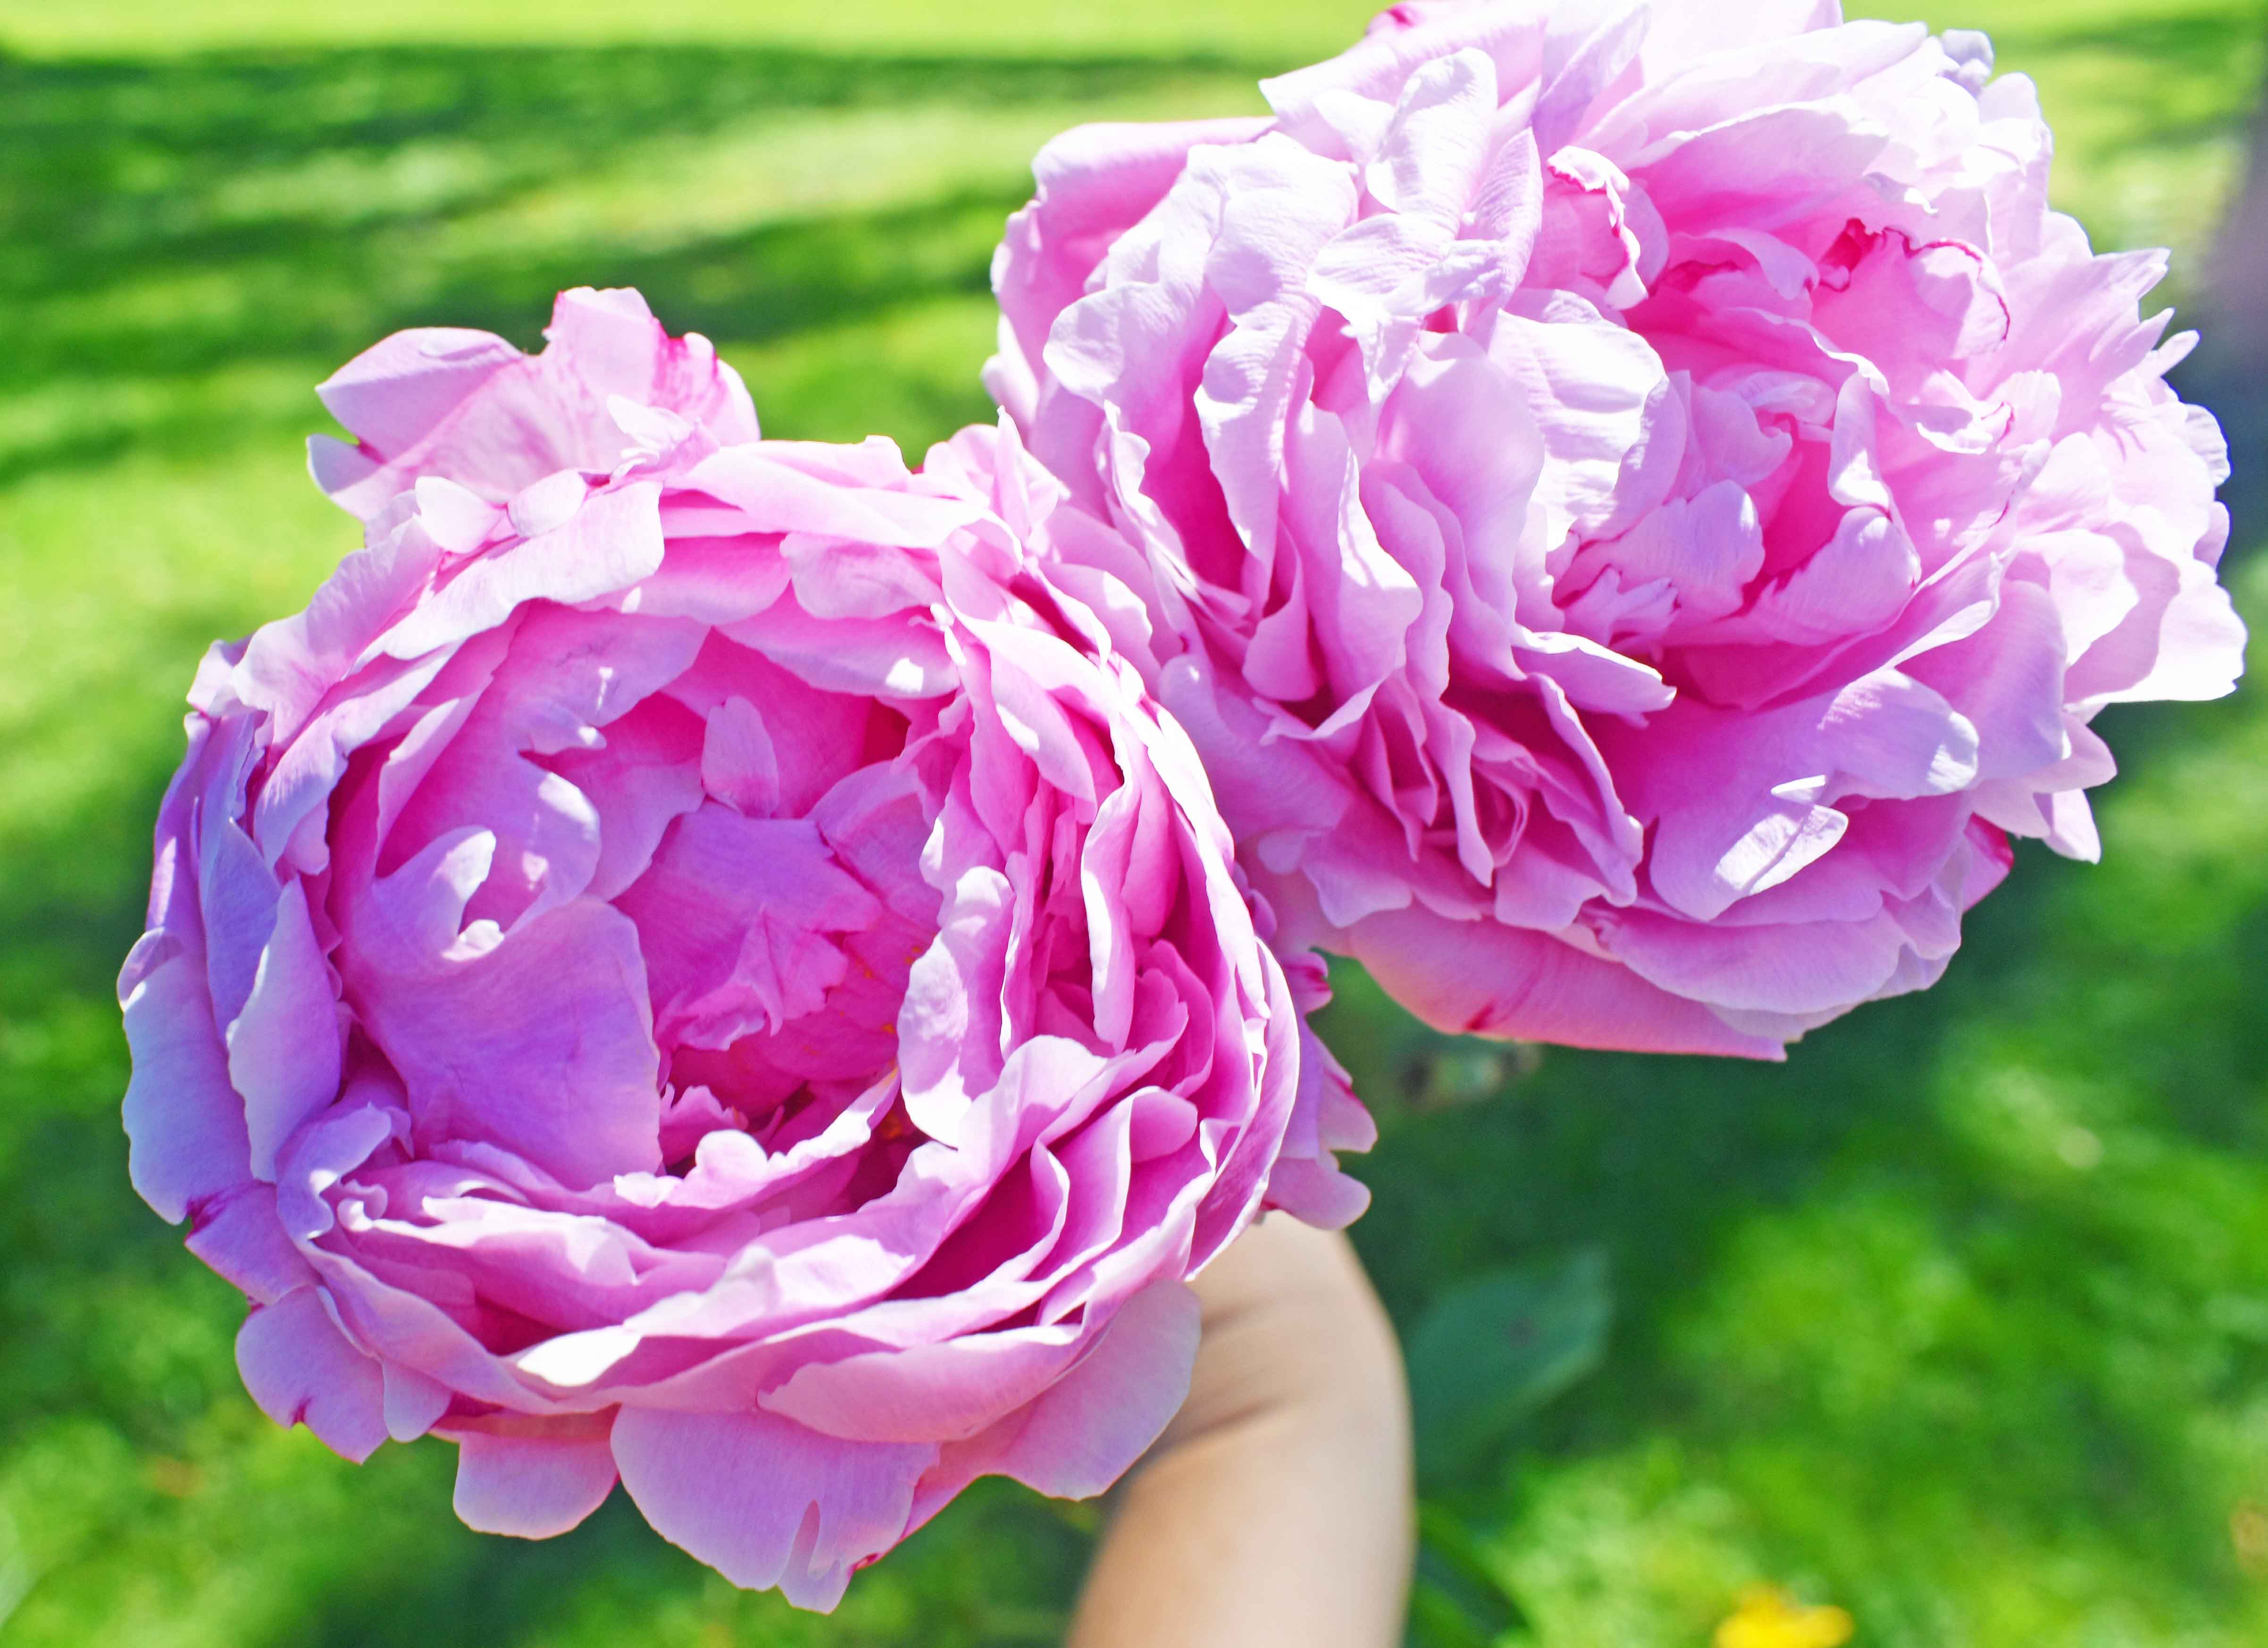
(1713, 1585, 1855, 1648)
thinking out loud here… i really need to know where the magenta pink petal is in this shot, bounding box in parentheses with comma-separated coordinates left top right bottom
(120, 933, 252, 1223)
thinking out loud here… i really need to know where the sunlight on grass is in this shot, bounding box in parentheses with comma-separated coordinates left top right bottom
(459, 90, 1265, 256)
(726, 294, 1003, 454)
(0, 0, 1384, 57)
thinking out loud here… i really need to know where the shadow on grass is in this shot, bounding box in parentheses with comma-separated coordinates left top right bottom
(0, 41, 1268, 465)
(0, 185, 1021, 480)
(275, 1477, 1092, 1648)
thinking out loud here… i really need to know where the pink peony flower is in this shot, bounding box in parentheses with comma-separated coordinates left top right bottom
(990, 0, 2247, 1053)
(120, 288, 1369, 1607)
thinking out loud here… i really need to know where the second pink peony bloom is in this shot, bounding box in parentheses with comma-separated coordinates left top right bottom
(991, 0, 2247, 1053)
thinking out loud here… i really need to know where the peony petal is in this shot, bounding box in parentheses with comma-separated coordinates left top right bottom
(912, 1278, 1200, 1527)
(614, 805, 882, 1049)
(763, 1323, 1092, 1444)
(611, 1407, 933, 1610)
(315, 327, 524, 470)
(121, 931, 254, 1224)
(384, 1363, 455, 1443)
(1347, 901, 1786, 1058)
(184, 1182, 314, 1304)
(236, 1286, 391, 1463)
(370, 483, 666, 663)
(453, 1428, 621, 1539)
(227, 880, 344, 1181)
(353, 898, 662, 1188)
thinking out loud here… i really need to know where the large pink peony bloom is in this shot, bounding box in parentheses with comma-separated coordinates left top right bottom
(120, 289, 1368, 1606)
(991, 0, 2247, 1052)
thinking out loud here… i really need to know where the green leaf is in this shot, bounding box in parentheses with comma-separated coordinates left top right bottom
(1406, 1248, 1613, 1485)
(1404, 1501, 1529, 1648)
(1405, 1581, 1498, 1648)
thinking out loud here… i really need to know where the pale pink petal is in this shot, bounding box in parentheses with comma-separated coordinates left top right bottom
(909, 1278, 1200, 1532)
(184, 1183, 313, 1304)
(1347, 901, 1785, 1057)
(352, 899, 661, 1188)
(763, 1323, 1091, 1443)
(611, 1408, 932, 1609)
(120, 932, 252, 1223)
(236, 1287, 391, 1463)
(226, 880, 343, 1180)
(371, 483, 667, 662)
(453, 1428, 621, 1538)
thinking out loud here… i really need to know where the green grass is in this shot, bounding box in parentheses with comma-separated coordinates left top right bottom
(0, 2, 2261, 1643)
(0, 0, 1385, 58)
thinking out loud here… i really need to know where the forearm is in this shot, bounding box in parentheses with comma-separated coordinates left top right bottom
(1066, 1216, 1414, 1648)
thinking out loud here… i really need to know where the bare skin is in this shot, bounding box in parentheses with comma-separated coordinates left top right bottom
(1064, 1215, 1415, 1648)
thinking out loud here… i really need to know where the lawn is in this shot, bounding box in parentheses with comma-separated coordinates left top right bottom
(0, 1, 2262, 1644)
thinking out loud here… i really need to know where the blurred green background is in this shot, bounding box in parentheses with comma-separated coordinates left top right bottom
(1, 0, 2263, 1643)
